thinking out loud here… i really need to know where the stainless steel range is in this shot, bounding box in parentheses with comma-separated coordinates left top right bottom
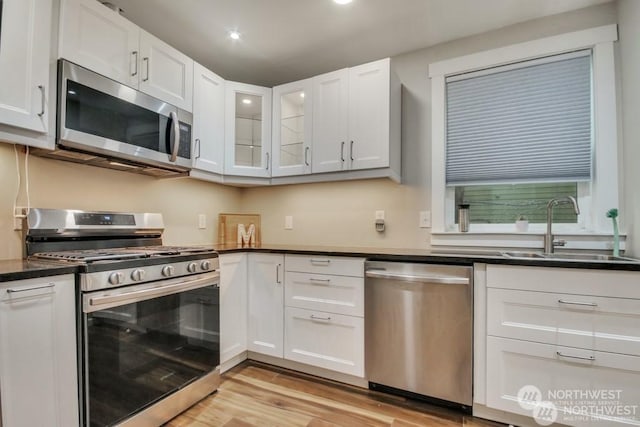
(25, 208, 220, 427)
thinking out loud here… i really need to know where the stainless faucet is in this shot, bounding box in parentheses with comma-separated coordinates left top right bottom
(545, 196, 580, 253)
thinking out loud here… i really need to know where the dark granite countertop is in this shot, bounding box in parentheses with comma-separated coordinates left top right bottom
(0, 259, 79, 282)
(214, 244, 640, 272)
(1, 244, 638, 282)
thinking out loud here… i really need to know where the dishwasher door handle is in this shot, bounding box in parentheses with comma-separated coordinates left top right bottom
(365, 270, 469, 285)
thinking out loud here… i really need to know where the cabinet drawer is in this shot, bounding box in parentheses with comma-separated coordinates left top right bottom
(285, 272, 363, 317)
(487, 336, 640, 426)
(488, 288, 640, 356)
(284, 307, 364, 377)
(486, 264, 640, 299)
(285, 254, 365, 277)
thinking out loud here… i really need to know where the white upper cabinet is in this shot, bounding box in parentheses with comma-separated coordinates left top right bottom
(59, 0, 138, 88)
(312, 58, 399, 176)
(59, 0, 193, 111)
(0, 0, 53, 134)
(348, 58, 391, 170)
(272, 78, 313, 177)
(224, 81, 272, 177)
(192, 62, 225, 175)
(139, 30, 193, 112)
(312, 69, 349, 173)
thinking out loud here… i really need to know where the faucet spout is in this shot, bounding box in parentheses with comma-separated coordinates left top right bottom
(545, 196, 580, 253)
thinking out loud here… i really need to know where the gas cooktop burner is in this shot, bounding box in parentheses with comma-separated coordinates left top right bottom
(32, 249, 150, 262)
(32, 246, 215, 263)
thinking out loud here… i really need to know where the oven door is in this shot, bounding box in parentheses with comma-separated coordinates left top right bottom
(58, 60, 192, 171)
(82, 271, 219, 427)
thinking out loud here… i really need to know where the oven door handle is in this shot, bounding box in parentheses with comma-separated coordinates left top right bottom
(85, 273, 218, 312)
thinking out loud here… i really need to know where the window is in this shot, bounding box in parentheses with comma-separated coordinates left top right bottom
(446, 51, 591, 227)
(429, 25, 619, 243)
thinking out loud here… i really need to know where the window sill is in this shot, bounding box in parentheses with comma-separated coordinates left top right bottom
(431, 231, 625, 251)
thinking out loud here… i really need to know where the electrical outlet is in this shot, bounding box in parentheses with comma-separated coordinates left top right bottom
(285, 216, 293, 230)
(13, 217, 23, 231)
(198, 214, 207, 229)
(419, 211, 431, 228)
(375, 210, 385, 220)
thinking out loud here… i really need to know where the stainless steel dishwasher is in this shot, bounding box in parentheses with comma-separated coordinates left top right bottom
(365, 261, 473, 411)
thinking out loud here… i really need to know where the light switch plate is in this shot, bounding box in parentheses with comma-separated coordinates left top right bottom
(375, 210, 385, 220)
(285, 215, 293, 230)
(419, 211, 431, 228)
(198, 214, 207, 229)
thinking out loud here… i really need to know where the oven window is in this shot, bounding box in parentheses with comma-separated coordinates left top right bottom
(85, 285, 219, 426)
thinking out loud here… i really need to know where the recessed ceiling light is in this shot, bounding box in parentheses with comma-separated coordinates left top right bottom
(229, 30, 241, 40)
(333, 0, 352, 4)
(242, 98, 252, 105)
(300, 92, 305, 98)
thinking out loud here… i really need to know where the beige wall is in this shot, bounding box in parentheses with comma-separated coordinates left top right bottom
(618, 0, 640, 256)
(0, 143, 242, 260)
(240, 3, 618, 250)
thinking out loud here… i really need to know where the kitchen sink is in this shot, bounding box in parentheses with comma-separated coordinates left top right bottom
(502, 251, 640, 263)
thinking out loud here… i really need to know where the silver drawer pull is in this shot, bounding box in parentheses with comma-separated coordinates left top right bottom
(557, 351, 595, 361)
(310, 315, 331, 321)
(309, 278, 331, 284)
(310, 259, 331, 265)
(7, 283, 55, 294)
(558, 299, 598, 307)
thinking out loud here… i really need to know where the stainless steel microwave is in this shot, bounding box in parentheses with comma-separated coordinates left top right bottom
(35, 60, 193, 176)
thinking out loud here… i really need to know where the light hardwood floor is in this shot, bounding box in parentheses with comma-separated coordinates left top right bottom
(166, 362, 501, 427)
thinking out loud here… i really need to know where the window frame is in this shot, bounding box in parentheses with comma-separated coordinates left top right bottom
(428, 25, 619, 247)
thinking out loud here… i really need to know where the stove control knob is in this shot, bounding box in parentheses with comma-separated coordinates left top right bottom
(187, 262, 198, 273)
(108, 272, 124, 285)
(201, 260, 211, 271)
(131, 269, 146, 282)
(162, 265, 175, 277)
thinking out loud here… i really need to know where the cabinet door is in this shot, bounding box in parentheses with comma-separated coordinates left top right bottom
(284, 307, 364, 377)
(247, 253, 283, 357)
(348, 58, 390, 170)
(0, 276, 79, 427)
(0, 0, 52, 133)
(312, 69, 348, 173)
(272, 79, 313, 177)
(193, 63, 225, 174)
(59, 0, 139, 88)
(139, 30, 194, 112)
(220, 253, 248, 366)
(486, 336, 640, 426)
(224, 82, 272, 177)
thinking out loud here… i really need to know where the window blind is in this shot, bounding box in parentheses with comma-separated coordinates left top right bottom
(445, 51, 593, 186)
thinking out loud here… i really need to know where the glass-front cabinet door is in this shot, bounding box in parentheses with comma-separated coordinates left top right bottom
(224, 81, 272, 177)
(271, 79, 313, 177)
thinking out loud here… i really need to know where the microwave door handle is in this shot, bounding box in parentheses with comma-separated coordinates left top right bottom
(169, 111, 180, 162)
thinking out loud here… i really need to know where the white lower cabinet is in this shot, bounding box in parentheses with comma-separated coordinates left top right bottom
(487, 336, 640, 426)
(247, 253, 284, 357)
(0, 275, 79, 427)
(283, 254, 365, 378)
(284, 307, 364, 377)
(220, 253, 248, 365)
(480, 264, 640, 427)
